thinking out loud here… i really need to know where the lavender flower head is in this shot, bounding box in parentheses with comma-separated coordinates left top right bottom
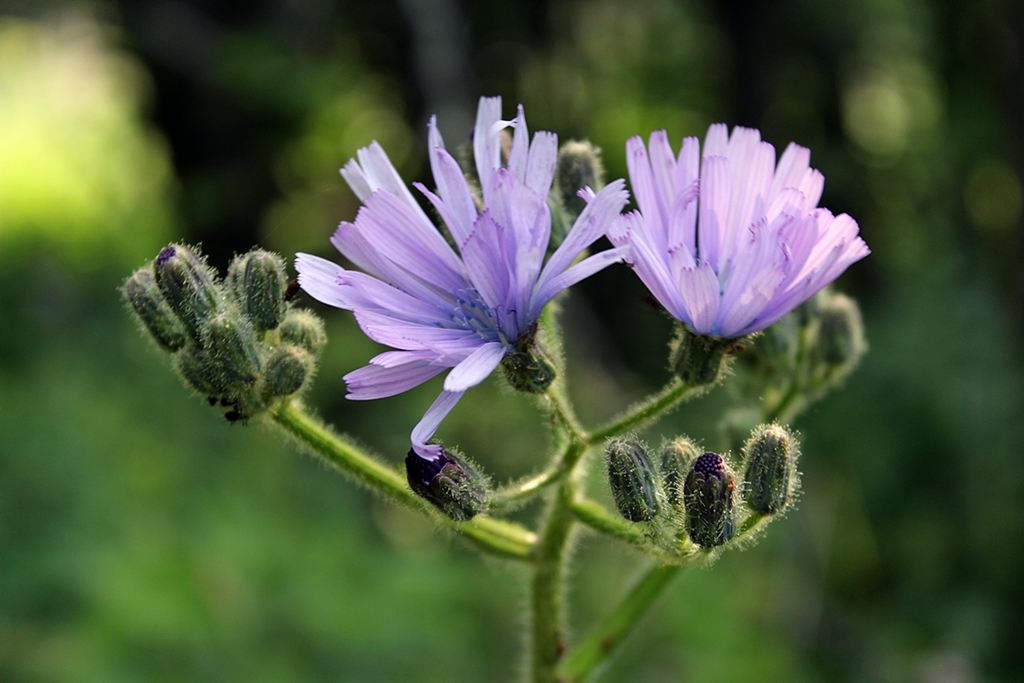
(296, 97, 629, 459)
(610, 125, 870, 339)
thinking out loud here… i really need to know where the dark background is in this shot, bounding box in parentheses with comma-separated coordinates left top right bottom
(1, 0, 1022, 681)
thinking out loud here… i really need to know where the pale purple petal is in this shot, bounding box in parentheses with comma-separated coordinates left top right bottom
(345, 360, 447, 400)
(526, 131, 558, 197)
(461, 210, 512, 311)
(295, 253, 351, 308)
(697, 155, 731, 271)
(508, 104, 529, 182)
(531, 246, 629, 316)
(443, 341, 507, 392)
(355, 141, 434, 227)
(474, 96, 503, 205)
(677, 262, 720, 333)
(536, 179, 629, 298)
(412, 389, 465, 451)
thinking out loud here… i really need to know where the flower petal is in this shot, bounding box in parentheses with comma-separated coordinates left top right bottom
(443, 341, 507, 392)
(344, 359, 447, 400)
(412, 389, 465, 450)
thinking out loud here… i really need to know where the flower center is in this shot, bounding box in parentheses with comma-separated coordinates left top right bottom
(451, 288, 511, 345)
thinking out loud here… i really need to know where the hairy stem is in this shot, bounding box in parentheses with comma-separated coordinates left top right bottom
(556, 564, 682, 683)
(532, 482, 577, 683)
(588, 379, 707, 443)
(271, 401, 537, 561)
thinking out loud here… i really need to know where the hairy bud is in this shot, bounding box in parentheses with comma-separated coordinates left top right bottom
(742, 424, 798, 514)
(202, 312, 260, 389)
(279, 309, 326, 354)
(606, 437, 661, 522)
(815, 292, 865, 367)
(264, 345, 310, 398)
(670, 324, 732, 386)
(683, 452, 736, 548)
(406, 448, 489, 522)
(124, 267, 186, 351)
(228, 250, 287, 332)
(153, 244, 221, 339)
(501, 325, 555, 394)
(660, 437, 701, 510)
(174, 347, 226, 397)
(555, 140, 604, 221)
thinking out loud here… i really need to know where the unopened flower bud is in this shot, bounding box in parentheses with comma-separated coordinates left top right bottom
(278, 309, 326, 354)
(174, 347, 226, 397)
(202, 312, 260, 389)
(501, 325, 555, 394)
(405, 448, 488, 522)
(555, 141, 604, 221)
(742, 424, 798, 515)
(660, 437, 701, 510)
(606, 437, 661, 522)
(670, 323, 731, 386)
(264, 344, 310, 397)
(684, 452, 736, 548)
(123, 267, 186, 351)
(153, 244, 221, 339)
(228, 250, 287, 332)
(815, 292, 865, 367)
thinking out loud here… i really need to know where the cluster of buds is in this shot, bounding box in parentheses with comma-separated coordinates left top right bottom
(124, 244, 325, 421)
(605, 425, 799, 550)
(740, 288, 866, 389)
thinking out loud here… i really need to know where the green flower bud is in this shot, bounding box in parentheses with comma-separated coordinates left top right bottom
(501, 325, 555, 394)
(555, 140, 604, 221)
(278, 309, 326, 354)
(670, 323, 733, 386)
(123, 267, 186, 351)
(683, 452, 736, 548)
(264, 344, 310, 398)
(174, 346, 227, 397)
(153, 244, 221, 340)
(202, 312, 260, 389)
(742, 424, 798, 515)
(406, 448, 489, 522)
(606, 437, 661, 522)
(815, 292, 865, 367)
(228, 250, 287, 332)
(660, 437, 701, 510)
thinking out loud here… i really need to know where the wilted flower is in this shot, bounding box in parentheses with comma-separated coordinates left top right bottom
(296, 97, 628, 458)
(610, 125, 869, 340)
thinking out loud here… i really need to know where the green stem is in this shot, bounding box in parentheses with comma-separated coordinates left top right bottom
(271, 401, 537, 561)
(556, 564, 682, 683)
(532, 482, 577, 683)
(568, 499, 655, 552)
(588, 379, 706, 443)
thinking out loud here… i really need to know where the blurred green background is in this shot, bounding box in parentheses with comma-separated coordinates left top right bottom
(1, 0, 1022, 681)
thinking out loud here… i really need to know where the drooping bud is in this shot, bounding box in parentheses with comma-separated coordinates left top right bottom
(263, 344, 311, 398)
(670, 323, 732, 386)
(742, 424, 798, 515)
(123, 267, 187, 351)
(202, 312, 260, 389)
(683, 452, 736, 548)
(606, 437, 661, 522)
(405, 448, 489, 522)
(278, 309, 326, 354)
(152, 244, 221, 339)
(555, 140, 604, 221)
(815, 292, 865, 367)
(228, 250, 287, 332)
(501, 324, 555, 394)
(660, 437, 701, 510)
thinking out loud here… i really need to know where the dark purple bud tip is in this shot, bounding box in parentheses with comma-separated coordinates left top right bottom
(405, 448, 488, 522)
(692, 452, 727, 480)
(156, 245, 176, 265)
(406, 449, 449, 498)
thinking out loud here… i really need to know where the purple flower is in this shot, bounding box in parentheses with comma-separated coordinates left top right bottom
(609, 125, 869, 339)
(296, 97, 628, 458)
